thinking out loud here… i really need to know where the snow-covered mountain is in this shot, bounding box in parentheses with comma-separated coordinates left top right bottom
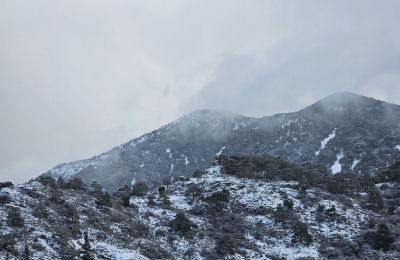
(44, 92, 400, 190)
(3, 155, 400, 259)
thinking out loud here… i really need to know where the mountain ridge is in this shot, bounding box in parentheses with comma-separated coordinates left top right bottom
(43, 92, 400, 190)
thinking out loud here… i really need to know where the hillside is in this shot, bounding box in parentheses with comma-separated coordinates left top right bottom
(3, 155, 400, 259)
(45, 92, 400, 190)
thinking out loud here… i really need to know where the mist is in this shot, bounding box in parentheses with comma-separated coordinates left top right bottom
(1, 0, 400, 183)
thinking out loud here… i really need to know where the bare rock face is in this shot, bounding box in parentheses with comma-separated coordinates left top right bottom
(45, 92, 400, 190)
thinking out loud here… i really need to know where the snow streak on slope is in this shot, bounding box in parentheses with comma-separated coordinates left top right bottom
(315, 128, 337, 156)
(351, 159, 361, 171)
(331, 151, 344, 174)
(216, 146, 226, 157)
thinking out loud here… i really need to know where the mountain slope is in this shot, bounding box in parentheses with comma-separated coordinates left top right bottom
(0, 156, 382, 260)
(45, 92, 400, 190)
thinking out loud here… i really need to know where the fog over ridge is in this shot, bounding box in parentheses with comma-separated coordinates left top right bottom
(1, 0, 400, 183)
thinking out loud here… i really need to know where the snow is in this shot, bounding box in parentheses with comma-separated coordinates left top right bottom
(233, 121, 239, 131)
(351, 159, 361, 171)
(315, 128, 336, 156)
(93, 242, 148, 260)
(169, 194, 191, 210)
(331, 151, 344, 174)
(184, 157, 189, 165)
(395, 145, 400, 151)
(129, 135, 148, 147)
(131, 177, 136, 186)
(216, 146, 226, 156)
(166, 148, 172, 159)
(170, 164, 174, 174)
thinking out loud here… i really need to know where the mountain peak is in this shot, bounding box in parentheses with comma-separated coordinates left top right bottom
(319, 92, 372, 104)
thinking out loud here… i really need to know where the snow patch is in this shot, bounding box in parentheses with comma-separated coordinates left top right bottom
(395, 145, 400, 151)
(315, 128, 336, 156)
(331, 151, 344, 174)
(184, 157, 189, 165)
(233, 121, 239, 131)
(166, 148, 172, 159)
(351, 159, 361, 171)
(216, 146, 226, 157)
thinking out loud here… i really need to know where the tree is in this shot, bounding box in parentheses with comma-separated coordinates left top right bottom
(186, 184, 202, 202)
(122, 196, 130, 207)
(206, 189, 230, 210)
(23, 242, 30, 260)
(273, 204, 291, 223)
(7, 207, 24, 228)
(38, 175, 57, 188)
(33, 202, 48, 219)
(131, 181, 149, 196)
(82, 231, 93, 260)
(57, 177, 66, 189)
(215, 234, 238, 256)
(49, 188, 65, 204)
(157, 186, 166, 197)
(0, 182, 14, 189)
(193, 170, 205, 178)
(0, 195, 11, 205)
(292, 221, 313, 245)
(90, 181, 103, 196)
(169, 212, 192, 235)
(365, 188, 384, 212)
(66, 178, 86, 190)
(95, 192, 112, 208)
(63, 204, 79, 222)
(283, 197, 294, 210)
(372, 223, 395, 251)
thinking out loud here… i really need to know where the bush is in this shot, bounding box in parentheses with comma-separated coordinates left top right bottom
(66, 178, 86, 191)
(169, 212, 193, 235)
(33, 203, 48, 219)
(193, 170, 206, 178)
(0, 182, 14, 189)
(7, 207, 24, 228)
(95, 192, 112, 208)
(206, 189, 230, 209)
(0, 195, 11, 205)
(131, 181, 149, 196)
(215, 234, 243, 256)
(291, 221, 313, 245)
(37, 175, 57, 188)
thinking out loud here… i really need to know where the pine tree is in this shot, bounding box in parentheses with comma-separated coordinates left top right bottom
(373, 223, 395, 251)
(23, 242, 30, 260)
(292, 221, 313, 245)
(82, 231, 93, 260)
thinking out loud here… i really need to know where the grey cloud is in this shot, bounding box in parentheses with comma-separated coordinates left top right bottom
(1, 0, 399, 183)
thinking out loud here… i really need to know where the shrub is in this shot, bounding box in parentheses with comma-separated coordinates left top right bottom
(169, 212, 193, 235)
(131, 181, 149, 196)
(0, 182, 14, 189)
(66, 178, 86, 191)
(0, 195, 11, 205)
(7, 207, 24, 228)
(291, 221, 313, 245)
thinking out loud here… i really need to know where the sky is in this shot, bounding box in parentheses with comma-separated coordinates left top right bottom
(1, 0, 400, 183)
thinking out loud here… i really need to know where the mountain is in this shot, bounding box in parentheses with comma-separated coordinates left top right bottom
(44, 92, 400, 190)
(3, 155, 400, 259)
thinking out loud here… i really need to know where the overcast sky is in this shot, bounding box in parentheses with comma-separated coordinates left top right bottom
(1, 0, 400, 183)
